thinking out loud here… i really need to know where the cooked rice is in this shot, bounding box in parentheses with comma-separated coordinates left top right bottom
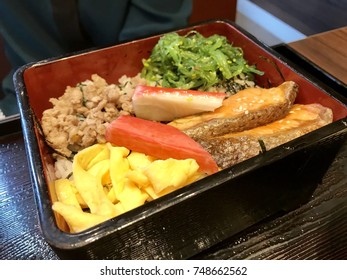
(41, 73, 147, 158)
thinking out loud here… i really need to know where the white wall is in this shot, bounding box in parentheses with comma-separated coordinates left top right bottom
(235, 0, 306, 46)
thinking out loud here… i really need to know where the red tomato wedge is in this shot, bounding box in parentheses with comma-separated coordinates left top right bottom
(132, 85, 226, 121)
(105, 115, 219, 175)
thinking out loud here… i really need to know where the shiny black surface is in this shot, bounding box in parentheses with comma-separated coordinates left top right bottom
(0, 132, 59, 260)
(1, 129, 347, 259)
(1, 45, 347, 260)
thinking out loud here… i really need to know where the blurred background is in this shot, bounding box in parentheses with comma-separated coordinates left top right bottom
(1, 0, 346, 118)
(236, 0, 347, 45)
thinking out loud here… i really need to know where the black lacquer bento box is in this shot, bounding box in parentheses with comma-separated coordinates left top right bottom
(14, 20, 347, 259)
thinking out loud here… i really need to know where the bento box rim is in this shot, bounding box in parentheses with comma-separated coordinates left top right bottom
(13, 19, 347, 250)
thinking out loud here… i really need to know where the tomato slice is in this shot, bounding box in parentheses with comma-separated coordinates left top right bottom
(105, 115, 219, 175)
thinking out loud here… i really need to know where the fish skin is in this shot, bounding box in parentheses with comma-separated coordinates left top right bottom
(197, 103, 333, 169)
(168, 81, 298, 140)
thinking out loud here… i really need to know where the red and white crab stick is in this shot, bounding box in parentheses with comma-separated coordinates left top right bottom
(132, 85, 226, 121)
(105, 115, 219, 175)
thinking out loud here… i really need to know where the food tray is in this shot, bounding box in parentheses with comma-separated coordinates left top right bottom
(14, 20, 347, 259)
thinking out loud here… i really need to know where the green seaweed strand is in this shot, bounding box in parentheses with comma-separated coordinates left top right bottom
(141, 31, 264, 90)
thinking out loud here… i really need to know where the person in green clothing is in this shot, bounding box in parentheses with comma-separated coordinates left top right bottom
(0, 0, 192, 116)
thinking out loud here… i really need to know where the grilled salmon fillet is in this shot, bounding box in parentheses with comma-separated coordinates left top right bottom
(197, 103, 333, 169)
(168, 81, 298, 139)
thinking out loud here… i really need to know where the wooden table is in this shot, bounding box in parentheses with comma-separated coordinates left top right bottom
(288, 27, 347, 86)
(1, 28, 347, 260)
